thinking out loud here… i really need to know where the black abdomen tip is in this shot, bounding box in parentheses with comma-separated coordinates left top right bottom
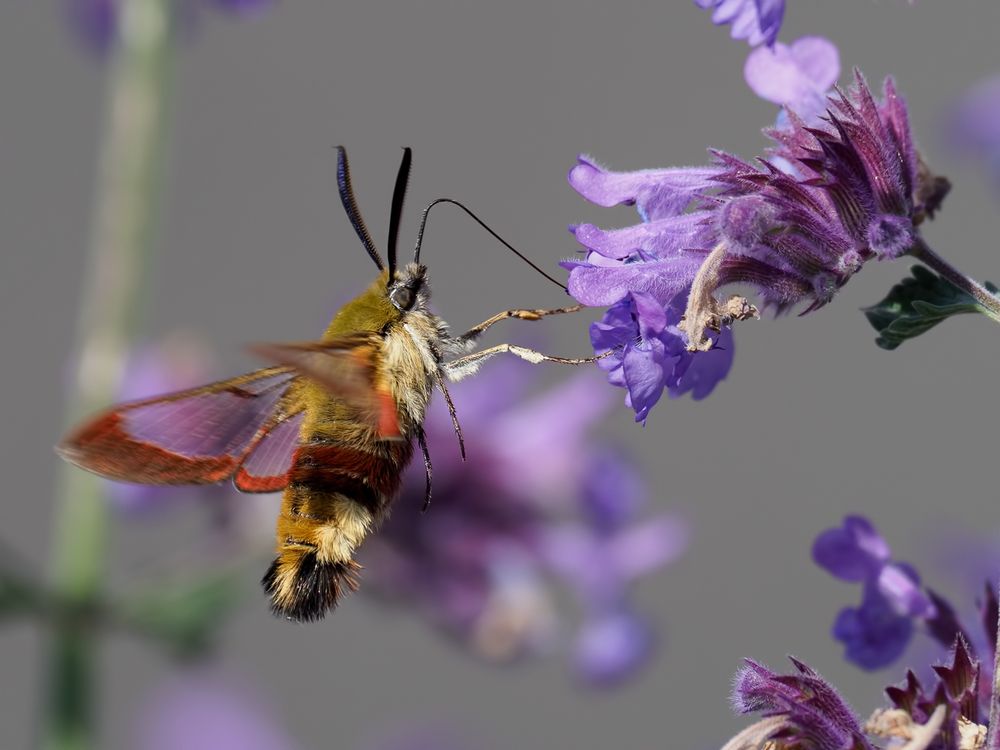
(261, 552, 361, 623)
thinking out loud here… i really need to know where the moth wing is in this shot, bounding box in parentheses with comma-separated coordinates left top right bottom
(57, 366, 300, 485)
(233, 411, 306, 493)
(250, 335, 402, 440)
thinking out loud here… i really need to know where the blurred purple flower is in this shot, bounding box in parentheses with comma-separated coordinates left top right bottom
(947, 73, 1000, 190)
(134, 668, 299, 750)
(545, 450, 689, 684)
(361, 362, 687, 686)
(67, 0, 272, 53)
(814, 516, 935, 670)
(744, 36, 840, 121)
(693, 0, 785, 48)
(567, 73, 945, 420)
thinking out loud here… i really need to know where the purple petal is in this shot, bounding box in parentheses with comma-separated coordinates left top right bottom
(812, 515, 890, 582)
(574, 609, 655, 686)
(695, 0, 785, 48)
(567, 256, 703, 307)
(876, 563, 934, 618)
(631, 290, 668, 340)
(622, 338, 668, 423)
(568, 156, 718, 221)
(608, 516, 690, 579)
(833, 586, 914, 670)
(669, 327, 734, 401)
(571, 212, 712, 260)
(744, 37, 840, 118)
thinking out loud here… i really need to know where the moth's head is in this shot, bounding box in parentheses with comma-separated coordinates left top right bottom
(387, 262, 429, 314)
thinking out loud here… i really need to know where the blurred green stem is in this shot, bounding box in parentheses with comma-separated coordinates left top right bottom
(44, 1, 172, 748)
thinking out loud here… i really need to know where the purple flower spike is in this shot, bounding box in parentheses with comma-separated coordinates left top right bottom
(569, 72, 944, 419)
(744, 36, 840, 120)
(814, 516, 937, 671)
(694, 0, 785, 48)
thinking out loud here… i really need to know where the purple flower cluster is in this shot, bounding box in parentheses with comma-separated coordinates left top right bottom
(568, 72, 944, 421)
(813, 514, 1000, 717)
(67, 0, 271, 52)
(360, 362, 688, 686)
(813, 516, 936, 669)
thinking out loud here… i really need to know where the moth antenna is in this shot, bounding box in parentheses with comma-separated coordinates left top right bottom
(412, 198, 568, 291)
(386, 147, 412, 283)
(336, 146, 384, 271)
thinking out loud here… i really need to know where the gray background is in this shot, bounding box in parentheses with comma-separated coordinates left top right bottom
(3, 1, 1000, 748)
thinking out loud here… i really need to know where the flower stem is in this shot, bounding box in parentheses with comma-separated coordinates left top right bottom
(987, 587, 1000, 750)
(43, 1, 172, 748)
(910, 238, 1000, 322)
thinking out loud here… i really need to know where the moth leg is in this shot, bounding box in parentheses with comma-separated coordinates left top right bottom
(415, 425, 433, 512)
(452, 305, 582, 348)
(432, 369, 465, 460)
(444, 342, 600, 382)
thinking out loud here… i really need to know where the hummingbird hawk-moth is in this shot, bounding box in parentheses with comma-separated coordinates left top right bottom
(58, 147, 591, 622)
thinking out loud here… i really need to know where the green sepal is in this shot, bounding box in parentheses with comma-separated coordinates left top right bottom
(863, 265, 999, 350)
(119, 568, 245, 658)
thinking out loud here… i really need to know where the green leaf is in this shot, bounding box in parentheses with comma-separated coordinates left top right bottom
(119, 568, 245, 658)
(863, 265, 999, 350)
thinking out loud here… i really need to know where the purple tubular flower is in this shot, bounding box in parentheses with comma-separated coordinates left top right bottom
(568, 72, 943, 419)
(814, 516, 936, 670)
(361, 365, 686, 686)
(589, 291, 733, 422)
(744, 36, 840, 121)
(732, 658, 876, 750)
(693, 0, 785, 48)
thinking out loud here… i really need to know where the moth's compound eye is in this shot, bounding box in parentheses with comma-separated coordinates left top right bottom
(390, 285, 415, 311)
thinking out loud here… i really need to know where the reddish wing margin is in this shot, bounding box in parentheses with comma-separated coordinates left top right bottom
(57, 366, 300, 486)
(57, 333, 403, 491)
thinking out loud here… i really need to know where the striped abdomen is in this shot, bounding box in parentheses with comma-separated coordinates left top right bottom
(262, 439, 414, 621)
